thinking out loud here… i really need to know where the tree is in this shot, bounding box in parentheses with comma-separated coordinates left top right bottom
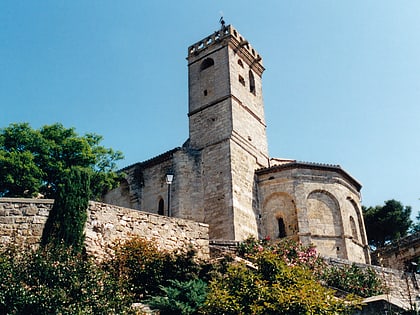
(410, 211, 420, 233)
(0, 122, 123, 199)
(41, 167, 90, 253)
(363, 199, 412, 248)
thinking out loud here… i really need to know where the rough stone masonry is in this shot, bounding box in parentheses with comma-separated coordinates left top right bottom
(0, 198, 209, 260)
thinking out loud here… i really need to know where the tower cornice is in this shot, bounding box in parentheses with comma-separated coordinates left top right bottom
(187, 25, 264, 76)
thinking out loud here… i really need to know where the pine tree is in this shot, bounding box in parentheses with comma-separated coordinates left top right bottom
(41, 166, 91, 253)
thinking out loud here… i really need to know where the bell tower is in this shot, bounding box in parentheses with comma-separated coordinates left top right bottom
(187, 24, 269, 240)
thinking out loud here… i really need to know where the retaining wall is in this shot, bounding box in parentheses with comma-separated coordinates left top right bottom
(0, 198, 209, 259)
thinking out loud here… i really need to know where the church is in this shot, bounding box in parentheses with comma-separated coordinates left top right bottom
(103, 23, 370, 264)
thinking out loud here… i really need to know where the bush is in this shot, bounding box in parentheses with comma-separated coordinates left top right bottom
(0, 244, 133, 315)
(147, 279, 208, 315)
(321, 263, 385, 298)
(105, 236, 203, 299)
(237, 237, 385, 299)
(238, 237, 324, 272)
(201, 250, 360, 315)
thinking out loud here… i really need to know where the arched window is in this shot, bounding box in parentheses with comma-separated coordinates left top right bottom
(238, 59, 244, 68)
(350, 216, 358, 241)
(158, 198, 164, 215)
(278, 217, 286, 238)
(200, 58, 214, 71)
(249, 70, 255, 94)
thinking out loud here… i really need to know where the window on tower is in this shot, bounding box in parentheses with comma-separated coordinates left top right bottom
(238, 59, 244, 68)
(200, 58, 214, 71)
(249, 70, 256, 94)
(239, 75, 245, 86)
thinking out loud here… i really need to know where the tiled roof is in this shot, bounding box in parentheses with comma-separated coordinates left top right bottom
(119, 147, 182, 172)
(256, 160, 362, 191)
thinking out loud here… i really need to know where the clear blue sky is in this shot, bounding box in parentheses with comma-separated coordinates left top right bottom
(1, 1, 419, 217)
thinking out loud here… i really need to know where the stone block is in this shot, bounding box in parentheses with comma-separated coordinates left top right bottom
(23, 206, 38, 216)
(0, 217, 14, 224)
(10, 209, 23, 215)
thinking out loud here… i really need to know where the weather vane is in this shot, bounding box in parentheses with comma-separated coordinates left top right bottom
(219, 16, 225, 29)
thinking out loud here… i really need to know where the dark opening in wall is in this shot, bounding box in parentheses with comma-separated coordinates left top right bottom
(158, 198, 164, 215)
(249, 70, 256, 94)
(278, 217, 286, 238)
(200, 58, 214, 71)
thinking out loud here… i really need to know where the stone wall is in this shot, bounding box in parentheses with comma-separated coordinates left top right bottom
(0, 198, 53, 246)
(372, 232, 420, 270)
(0, 198, 209, 260)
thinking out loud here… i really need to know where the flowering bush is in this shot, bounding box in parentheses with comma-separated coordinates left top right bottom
(237, 235, 272, 257)
(238, 236, 324, 272)
(237, 236, 384, 299)
(321, 263, 385, 298)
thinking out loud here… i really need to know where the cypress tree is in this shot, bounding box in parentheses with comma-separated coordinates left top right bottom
(41, 166, 91, 253)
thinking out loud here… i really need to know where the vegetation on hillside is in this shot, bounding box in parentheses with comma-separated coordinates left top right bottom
(0, 235, 388, 314)
(0, 244, 133, 315)
(201, 246, 360, 315)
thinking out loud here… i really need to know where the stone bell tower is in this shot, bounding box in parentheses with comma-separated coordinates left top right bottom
(187, 24, 269, 240)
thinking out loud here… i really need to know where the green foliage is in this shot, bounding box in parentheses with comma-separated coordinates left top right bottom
(236, 237, 384, 303)
(410, 211, 420, 233)
(237, 235, 272, 257)
(0, 244, 134, 315)
(106, 237, 169, 298)
(201, 249, 360, 315)
(41, 166, 90, 253)
(363, 199, 412, 247)
(0, 122, 123, 199)
(238, 237, 324, 272)
(321, 263, 385, 298)
(0, 150, 44, 197)
(105, 236, 202, 299)
(148, 279, 208, 315)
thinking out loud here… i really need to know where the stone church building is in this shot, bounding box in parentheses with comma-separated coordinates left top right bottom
(104, 24, 370, 264)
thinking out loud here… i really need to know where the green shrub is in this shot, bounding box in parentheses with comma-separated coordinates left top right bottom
(321, 263, 385, 298)
(237, 237, 384, 299)
(238, 237, 324, 272)
(0, 244, 133, 315)
(106, 237, 169, 298)
(148, 279, 208, 315)
(105, 236, 203, 299)
(201, 250, 360, 315)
